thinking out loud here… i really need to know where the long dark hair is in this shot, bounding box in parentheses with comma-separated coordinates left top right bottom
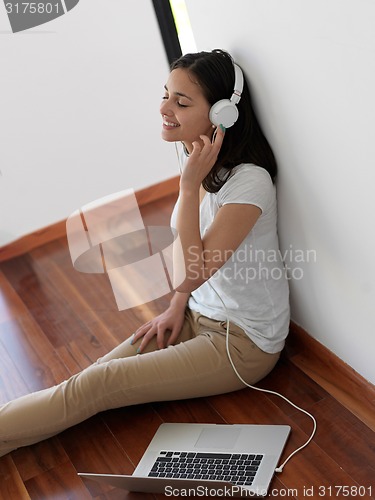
(171, 49, 277, 192)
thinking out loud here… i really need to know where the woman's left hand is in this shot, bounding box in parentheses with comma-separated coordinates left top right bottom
(180, 125, 225, 192)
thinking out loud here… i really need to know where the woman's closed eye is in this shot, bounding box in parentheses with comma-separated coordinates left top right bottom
(162, 96, 189, 107)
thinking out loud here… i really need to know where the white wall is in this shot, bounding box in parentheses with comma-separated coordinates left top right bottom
(0, 0, 177, 246)
(185, 0, 375, 384)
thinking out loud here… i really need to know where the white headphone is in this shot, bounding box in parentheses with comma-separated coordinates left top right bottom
(209, 62, 244, 129)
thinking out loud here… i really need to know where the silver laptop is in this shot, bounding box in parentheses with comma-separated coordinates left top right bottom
(79, 423, 290, 498)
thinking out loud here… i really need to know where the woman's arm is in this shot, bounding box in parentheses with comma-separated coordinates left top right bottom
(175, 130, 261, 293)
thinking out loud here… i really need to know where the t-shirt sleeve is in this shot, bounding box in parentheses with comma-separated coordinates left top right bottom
(217, 165, 273, 213)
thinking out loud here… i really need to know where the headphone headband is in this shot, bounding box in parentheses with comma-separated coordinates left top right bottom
(209, 61, 244, 128)
(230, 63, 244, 105)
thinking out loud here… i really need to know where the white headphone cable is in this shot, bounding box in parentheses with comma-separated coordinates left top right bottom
(207, 281, 317, 473)
(174, 139, 316, 470)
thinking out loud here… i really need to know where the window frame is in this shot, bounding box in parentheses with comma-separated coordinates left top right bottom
(152, 0, 182, 65)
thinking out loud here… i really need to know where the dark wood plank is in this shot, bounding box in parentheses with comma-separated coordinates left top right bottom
(0, 270, 24, 323)
(58, 415, 135, 498)
(287, 322, 375, 432)
(101, 405, 164, 467)
(0, 316, 70, 393)
(207, 389, 373, 498)
(292, 396, 375, 491)
(24, 460, 92, 499)
(258, 357, 329, 416)
(152, 397, 227, 424)
(0, 455, 30, 499)
(11, 437, 69, 482)
(0, 339, 30, 404)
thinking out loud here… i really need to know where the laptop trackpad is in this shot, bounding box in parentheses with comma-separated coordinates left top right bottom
(195, 427, 241, 449)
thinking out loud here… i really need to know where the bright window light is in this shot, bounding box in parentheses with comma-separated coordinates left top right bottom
(169, 0, 197, 54)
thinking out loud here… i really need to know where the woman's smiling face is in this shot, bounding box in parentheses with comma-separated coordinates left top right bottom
(160, 68, 214, 154)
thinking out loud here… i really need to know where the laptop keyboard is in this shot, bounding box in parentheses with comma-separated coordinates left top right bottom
(148, 451, 264, 486)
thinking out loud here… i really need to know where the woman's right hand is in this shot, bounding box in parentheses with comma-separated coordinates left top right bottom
(131, 304, 186, 353)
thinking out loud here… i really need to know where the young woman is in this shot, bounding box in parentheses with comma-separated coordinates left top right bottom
(0, 49, 289, 457)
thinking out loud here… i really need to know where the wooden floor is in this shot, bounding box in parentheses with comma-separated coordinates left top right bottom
(0, 193, 374, 499)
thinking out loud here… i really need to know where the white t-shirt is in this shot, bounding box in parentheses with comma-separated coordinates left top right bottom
(171, 163, 290, 353)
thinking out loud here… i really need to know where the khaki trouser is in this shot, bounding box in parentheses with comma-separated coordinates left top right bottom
(0, 309, 280, 457)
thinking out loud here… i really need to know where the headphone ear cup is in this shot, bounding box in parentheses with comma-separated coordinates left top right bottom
(209, 99, 239, 128)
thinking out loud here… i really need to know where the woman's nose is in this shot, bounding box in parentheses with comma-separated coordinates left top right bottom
(160, 99, 172, 116)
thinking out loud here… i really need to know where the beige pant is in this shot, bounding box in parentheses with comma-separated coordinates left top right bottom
(0, 309, 280, 457)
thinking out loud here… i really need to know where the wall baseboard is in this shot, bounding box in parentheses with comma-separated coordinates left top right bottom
(286, 321, 375, 431)
(0, 219, 67, 264)
(0, 176, 180, 263)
